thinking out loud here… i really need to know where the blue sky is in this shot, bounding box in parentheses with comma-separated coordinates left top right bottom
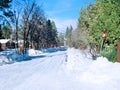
(37, 0, 95, 33)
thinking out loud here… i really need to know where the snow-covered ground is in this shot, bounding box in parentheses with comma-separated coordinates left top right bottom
(0, 47, 120, 90)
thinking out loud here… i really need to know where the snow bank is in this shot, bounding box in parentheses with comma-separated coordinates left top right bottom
(66, 48, 92, 72)
(66, 48, 120, 90)
(0, 49, 33, 65)
(66, 48, 115, 72)
(28, 49, 43, 56)
(0, 49, 14, 65)
(0, 47, 67, 65)
(41, 46, 67, 53)
(0, 55, 10, 65)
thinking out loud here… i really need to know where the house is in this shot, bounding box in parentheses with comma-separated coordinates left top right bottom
(0, 39, 15, 51)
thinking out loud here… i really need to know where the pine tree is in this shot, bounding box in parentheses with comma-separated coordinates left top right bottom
(65, 25, 73, 46)
(51, 21, 58, 46)
(0, 0, 13, 17)
(58, 33, 65, 46)
(45, 19, 54, 47)
(2, 24, 12, 39)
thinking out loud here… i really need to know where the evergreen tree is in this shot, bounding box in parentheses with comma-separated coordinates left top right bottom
(0, 24, 2, 38)
(0, 0, 13, 39)
(87, 0, 120, 46)
(2, 24, 12, 39)
(45, 19, 54, 47)
(76, 0, 120, 47)
(65, 25, 73, 46)
(65, 26, 69, 37)
(0, 30, 3, 39)
(58, 33, 65, 46)
(0, 0, 13, 17)
(51, 21, 58, 46)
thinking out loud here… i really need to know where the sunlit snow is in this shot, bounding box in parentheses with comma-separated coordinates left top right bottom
(0, 47, 120, 90)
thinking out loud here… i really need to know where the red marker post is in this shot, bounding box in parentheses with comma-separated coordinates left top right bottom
(102, 29, 106, 40)
(100, 29, 107, 54)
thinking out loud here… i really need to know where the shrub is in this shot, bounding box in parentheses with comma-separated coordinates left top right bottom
(101, 44, 117, 62)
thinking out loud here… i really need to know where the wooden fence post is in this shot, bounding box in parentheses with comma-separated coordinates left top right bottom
(117, 40, 120, 62)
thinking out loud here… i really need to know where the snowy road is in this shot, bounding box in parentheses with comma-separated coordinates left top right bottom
(1, 48, 120, 90)
(0, 51, 72, 90)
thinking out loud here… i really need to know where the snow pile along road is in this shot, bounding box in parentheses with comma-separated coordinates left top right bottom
(66, 48, 120, 90)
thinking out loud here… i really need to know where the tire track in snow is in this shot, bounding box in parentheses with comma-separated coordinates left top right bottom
(38, 52, 66, 74)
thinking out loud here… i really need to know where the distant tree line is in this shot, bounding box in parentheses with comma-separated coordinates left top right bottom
(0, 0, 59, 50)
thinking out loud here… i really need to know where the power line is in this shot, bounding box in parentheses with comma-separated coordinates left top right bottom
(14, 0, 27, 10)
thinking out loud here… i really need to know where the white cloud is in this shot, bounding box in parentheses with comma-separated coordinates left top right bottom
(51, 18, 78, 33)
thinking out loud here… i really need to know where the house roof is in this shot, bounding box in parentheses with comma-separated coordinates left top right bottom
(0, 39, 10, 43)
(13, 40, 24, 43)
